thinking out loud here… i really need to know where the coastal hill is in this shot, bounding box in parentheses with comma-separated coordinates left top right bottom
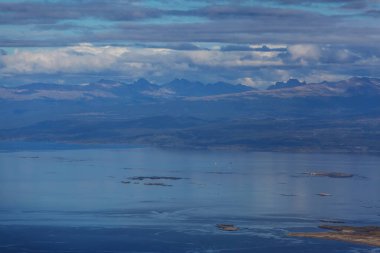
(1, 77, 379, 101)
(1, 77, 380, 152)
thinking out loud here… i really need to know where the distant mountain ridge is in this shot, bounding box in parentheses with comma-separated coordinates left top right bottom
(164, 79, 252, 96)
(1, 76, 380, 152)
(0, 78, 255, 101)
(262, 76, 380, 98)
(1, 77, 380, 101)
(267, 79, 306, 90)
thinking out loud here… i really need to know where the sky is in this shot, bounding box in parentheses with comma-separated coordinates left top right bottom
(0, 0, 380, 87)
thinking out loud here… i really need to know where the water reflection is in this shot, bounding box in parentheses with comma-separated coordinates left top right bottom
(0, 148, 379, 225)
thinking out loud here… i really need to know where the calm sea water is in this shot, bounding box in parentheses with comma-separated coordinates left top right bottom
(0, 145, 379, 252)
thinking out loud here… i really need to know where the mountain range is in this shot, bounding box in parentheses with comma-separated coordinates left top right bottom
(1, 77, 380, 101)
(0, 78, 254, 101)
(1, 77, 380, 153)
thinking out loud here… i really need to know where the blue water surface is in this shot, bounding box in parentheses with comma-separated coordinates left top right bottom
(0, 145, 379, 252)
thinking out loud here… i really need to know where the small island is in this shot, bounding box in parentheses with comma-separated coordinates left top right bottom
(128, 176, 183, 181)
(216, 224, 239, 231)
(289, 225, 380, 247)
(305, 172, 354, 178)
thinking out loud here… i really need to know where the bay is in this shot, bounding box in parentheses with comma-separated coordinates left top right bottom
(0, 146, 379, 252)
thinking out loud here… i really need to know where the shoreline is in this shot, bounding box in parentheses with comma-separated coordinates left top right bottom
(1, 140, 380, 156)
(289, 225, 380, 247)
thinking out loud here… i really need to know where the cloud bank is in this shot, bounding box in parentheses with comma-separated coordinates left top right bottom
(0, 0, 379, 86)
(1, 43, 378, 87)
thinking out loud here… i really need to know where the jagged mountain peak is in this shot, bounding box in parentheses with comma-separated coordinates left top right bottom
(1, 76, 380, 101)
(163, 79, 253, 96)
(267, 79, 307, 90)
(133, 78, 156, 87)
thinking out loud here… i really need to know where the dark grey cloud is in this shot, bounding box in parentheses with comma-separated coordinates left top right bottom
(269, 0, 380, 11)
(0, 51, 5, 69)
(0, 0, 379, 85)
(340, 1, 369, 9)
(270, 0, 367, 7)
(0, 37, 85, 47)
(0, 1, 322, 25)
(156, 43, 205, 51)
(86, 4, 377, 46)
(0, 0, 163, 24)
(184, 4, 317, 19)
(221, 45, 287, 52)
(108, 14, 379, 46)
(255, 45, 287, 52)
(272, 0, 359, 3)
(33, 23, 87, 31)
(0, 7, 379, 52)
(366, 9, 380, 16)
(0, 1, 379, 47)
(220, 45, 253, 51)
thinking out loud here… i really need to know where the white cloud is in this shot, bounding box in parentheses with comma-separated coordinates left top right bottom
(304, 71, 348, 83)
(1, 43, 376, 86)
(1, 44, 128, 74)
(0, 43, 284, 80)
(238, 77, 256, 86)
(249, 43, 287, 48)
(288, 44, 321, 62)
(274, 69, 291, 81)
(237, 77, 269, 89)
